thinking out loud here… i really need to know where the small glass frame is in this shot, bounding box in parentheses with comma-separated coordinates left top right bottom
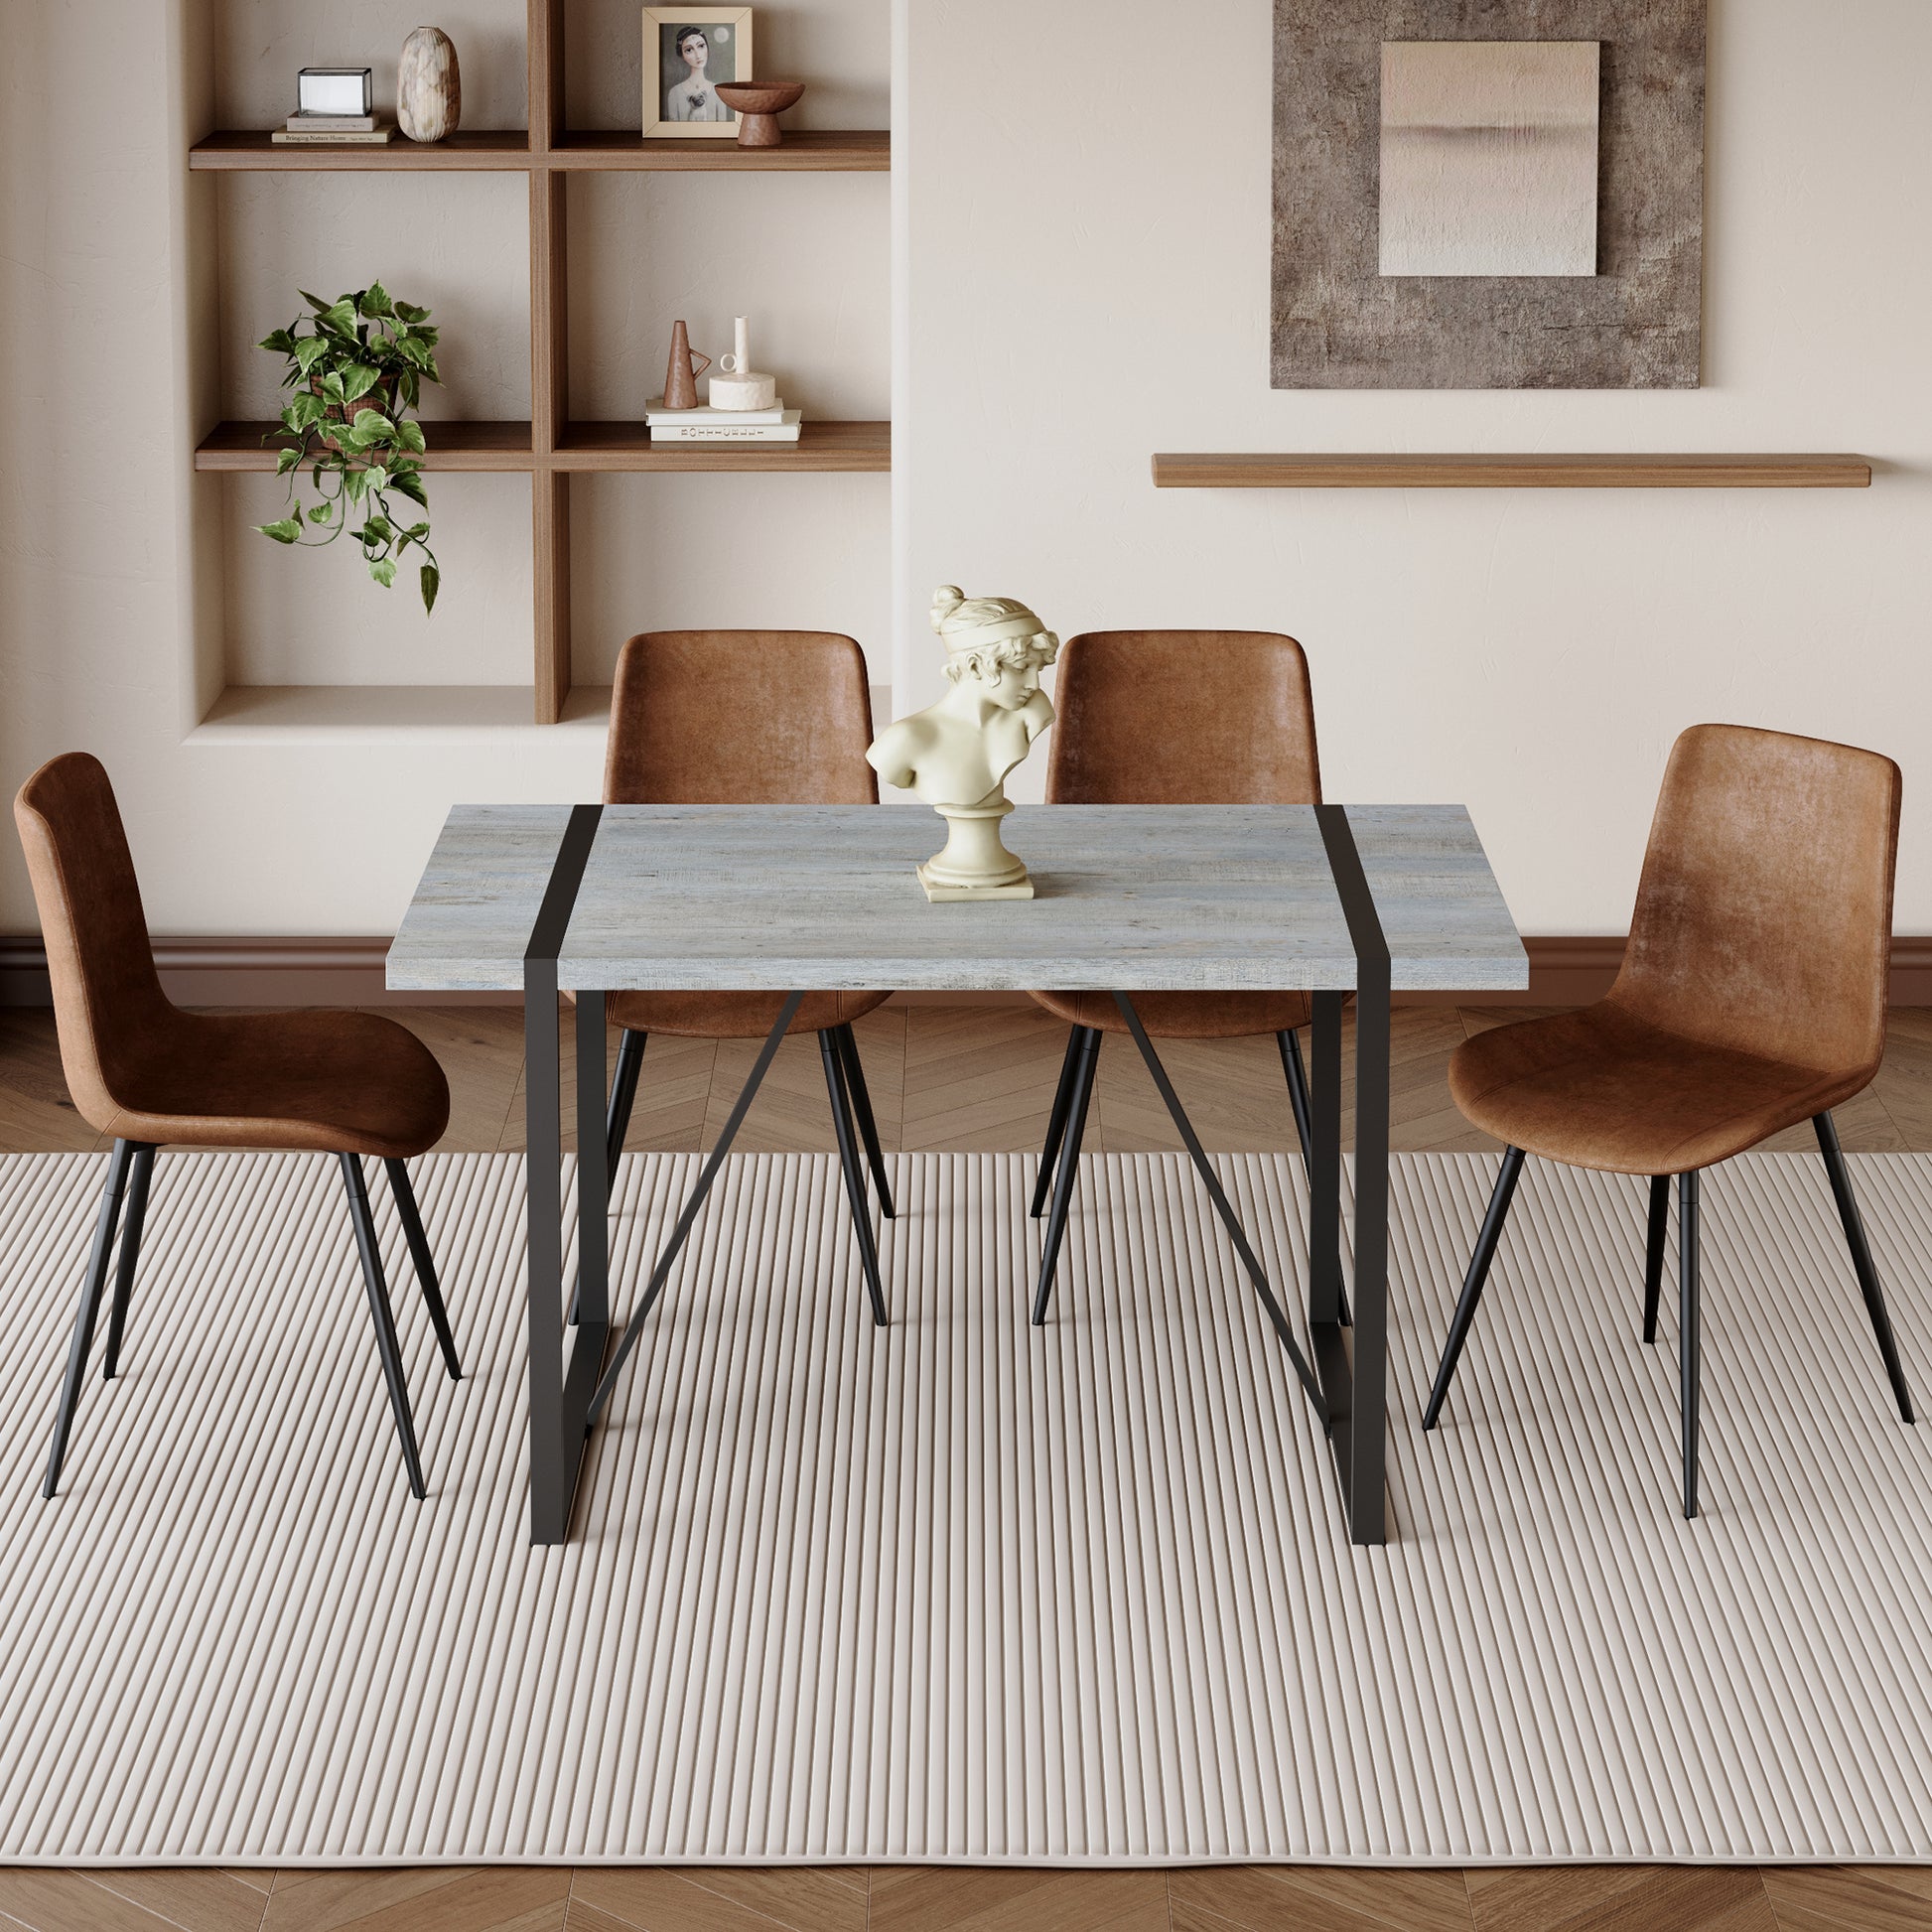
(296, 68, 374, 117)
(642, 8, 754, 139)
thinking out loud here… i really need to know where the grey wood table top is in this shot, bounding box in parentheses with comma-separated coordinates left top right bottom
(387, 803, 1528, 994)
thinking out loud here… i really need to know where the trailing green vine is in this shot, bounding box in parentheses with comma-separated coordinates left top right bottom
(255, 284, 443, 613)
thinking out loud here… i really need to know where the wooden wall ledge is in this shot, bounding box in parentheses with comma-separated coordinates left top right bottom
(1152, 453, 1873, 489)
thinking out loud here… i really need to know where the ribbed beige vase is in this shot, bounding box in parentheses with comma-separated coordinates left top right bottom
(397, 27, 461, 143)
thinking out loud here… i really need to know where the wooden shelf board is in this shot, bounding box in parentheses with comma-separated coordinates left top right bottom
(1153, 453, 1875, 489)
(188, 683, 615, 741)
(189, 129, 888, 173)
(196, 422, 535, 472)
(554, 420, 892, 472)
(191, 129, 532, 170)
(548, 129, 889, 171)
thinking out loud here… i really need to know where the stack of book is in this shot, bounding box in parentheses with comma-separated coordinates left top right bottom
(644, 398, 803, 444)
(272, 113, 396, 146)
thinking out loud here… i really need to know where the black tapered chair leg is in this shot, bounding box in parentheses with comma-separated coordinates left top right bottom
(819, 1031, 889, 1326)
(1422, 1145, 1526, 1431)
(1641, 1173, 1670, 1343)
(101, 1144, 156, 1379)
(1813, 1111, 1916, 1423)
(605, 1028, 647, 1190)
(1278, 1028, 1314, 1172)
(1033, 1029, 1102, 1325)
(834, 1023, 895, 1218)
(1031, 1029, 1084, 1218)
(384, 1158, 462, 1380)
(43, 1138, 142, 1498)
(1680, 1170, 1701, 1520)
(340, 1153, 426, 1499)
(1278, 1026, 1350, 1326)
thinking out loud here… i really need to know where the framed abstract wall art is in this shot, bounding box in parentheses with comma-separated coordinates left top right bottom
(1272, 0, 1706, 387)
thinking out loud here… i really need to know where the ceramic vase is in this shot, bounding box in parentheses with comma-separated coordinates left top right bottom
(397, 27, 461, 143)
(662, 321, 710, 411)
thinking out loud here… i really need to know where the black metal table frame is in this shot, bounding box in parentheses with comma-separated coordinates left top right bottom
(521, 802, 1391, 1548)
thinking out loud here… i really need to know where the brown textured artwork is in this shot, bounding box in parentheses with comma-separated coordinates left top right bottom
(1272, 0, 1706, 388)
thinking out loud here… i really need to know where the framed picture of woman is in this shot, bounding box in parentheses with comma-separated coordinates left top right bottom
(642, 8, 754, 139)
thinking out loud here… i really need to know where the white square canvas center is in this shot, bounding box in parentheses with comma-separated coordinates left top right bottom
(1379, 40, 1600, 277)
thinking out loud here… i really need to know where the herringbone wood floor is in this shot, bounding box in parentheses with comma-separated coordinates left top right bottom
(5, 1003, 1932, 1932)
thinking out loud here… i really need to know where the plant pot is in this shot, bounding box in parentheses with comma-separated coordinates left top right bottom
(311, 373, 400, 451)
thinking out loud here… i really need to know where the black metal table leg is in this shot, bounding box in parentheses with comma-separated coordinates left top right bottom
(1112, 994, 1327, 1422)
(1307, 993, 1346, 1331)
(1349, 974, 1390, 1543)
(585, 991, 806, 1430)
(1316, 805, 1393, 1547)
(525, 804, 605, 1546)
(1280, 1026, 1350, 1326)
(565, 987, 614, 1391)
(1421, 1146, 1525, 1430)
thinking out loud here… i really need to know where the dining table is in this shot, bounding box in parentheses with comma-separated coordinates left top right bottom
(388, 801, 1528, 1547)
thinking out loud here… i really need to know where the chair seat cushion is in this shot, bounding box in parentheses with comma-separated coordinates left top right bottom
(1027, 989, 1313, 1038)
(1449, 1001, 1872, 1174)
(606, 988, 894, 1039)
(97, 1010, 450, 1159)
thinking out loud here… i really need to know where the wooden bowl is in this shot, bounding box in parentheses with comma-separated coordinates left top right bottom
(715, 80, 806, 149)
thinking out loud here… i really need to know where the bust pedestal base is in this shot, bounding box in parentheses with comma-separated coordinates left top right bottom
(917, 800, 1033, 902)
(917, 865, 1035, 902)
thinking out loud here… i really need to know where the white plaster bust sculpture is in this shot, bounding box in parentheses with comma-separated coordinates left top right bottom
(867, 586, 1059, 900)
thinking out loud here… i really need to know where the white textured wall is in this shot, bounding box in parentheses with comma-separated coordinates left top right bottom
(3, 0, 1930, 941)
(897, 0, 1932, 934)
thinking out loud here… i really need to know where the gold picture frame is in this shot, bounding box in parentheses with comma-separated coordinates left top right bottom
(642, 7, 754, 139)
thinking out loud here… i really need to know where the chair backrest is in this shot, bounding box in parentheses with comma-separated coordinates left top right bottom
(1611, 723, 1900, 1077)
(14, 753, 175, 1131)
(605, 630, 879, 804)
(1044, 630, 1322, 804)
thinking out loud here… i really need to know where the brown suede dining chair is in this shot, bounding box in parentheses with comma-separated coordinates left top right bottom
(15, 754, 460, 1501)
(1422, 724, 1916, 1518)
(1028, 629, 1332, 1322)
(596, 630, 896, 1325)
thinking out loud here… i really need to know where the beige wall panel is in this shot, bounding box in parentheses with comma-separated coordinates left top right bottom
(568, 473, 891, 688)
(898, 0, 1932, 932)
(565, 173, 890, 425)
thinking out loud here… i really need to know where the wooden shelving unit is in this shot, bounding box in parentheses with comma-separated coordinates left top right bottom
(197, 421, 537, 471)
(193, 0, 891, 724)
(188, 128, 890, 174)
(190, 129, 535, 170)
(1152, 453, 1873, 489)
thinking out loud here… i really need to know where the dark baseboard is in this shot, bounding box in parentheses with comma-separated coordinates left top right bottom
(7, 933, 1932, 1011)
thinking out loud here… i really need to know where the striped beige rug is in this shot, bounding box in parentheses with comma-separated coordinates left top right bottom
(1, 1149, 1929, 1865)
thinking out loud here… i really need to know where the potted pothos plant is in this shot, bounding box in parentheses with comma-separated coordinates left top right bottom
(255, 284, 443, 612)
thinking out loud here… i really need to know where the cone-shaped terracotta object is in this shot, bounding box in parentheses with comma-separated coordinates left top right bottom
(662, 320, 710, 411)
